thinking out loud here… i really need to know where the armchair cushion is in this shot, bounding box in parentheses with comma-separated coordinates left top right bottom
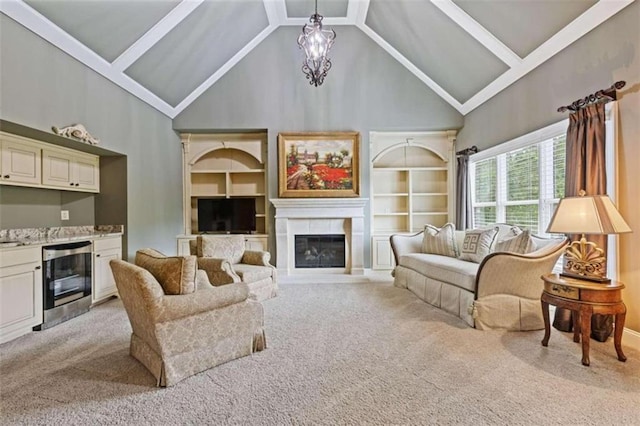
(421, 223, 458, 258)
(197, 235, 245, 264)
(233, 263, 273, 283)
(459, 227, 499, 263)
(135, 249, 197, 295)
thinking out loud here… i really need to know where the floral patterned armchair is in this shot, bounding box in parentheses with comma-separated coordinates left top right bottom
(190, 235, 278, 302)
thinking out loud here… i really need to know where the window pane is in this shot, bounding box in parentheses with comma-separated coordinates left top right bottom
(474, 206, 496, 228)
(474, 158, 496, 203)
(553, 135, 566, 198)
(506, 205, 538, 231)
(506, 146, 539, 201)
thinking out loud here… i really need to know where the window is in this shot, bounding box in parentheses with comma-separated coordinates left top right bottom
(469, 122, 567, 236)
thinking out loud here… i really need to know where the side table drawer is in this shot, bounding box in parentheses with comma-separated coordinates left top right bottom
(545, 282, 579, 300)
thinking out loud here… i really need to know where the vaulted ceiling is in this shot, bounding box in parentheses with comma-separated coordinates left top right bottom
(1, 0, 633, 118)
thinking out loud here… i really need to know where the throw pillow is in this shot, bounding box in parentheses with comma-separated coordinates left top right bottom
(135, 248, 197, 295)
(421, 223, 458, 258)
(459, 227, 499, 263)
(495, 229, 537, 254)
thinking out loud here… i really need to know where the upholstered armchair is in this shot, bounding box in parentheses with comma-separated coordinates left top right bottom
(190, 235, 278, 302)
(109, 249, 266, 387)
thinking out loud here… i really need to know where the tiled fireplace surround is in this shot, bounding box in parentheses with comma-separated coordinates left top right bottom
(271, 198, 368, 276)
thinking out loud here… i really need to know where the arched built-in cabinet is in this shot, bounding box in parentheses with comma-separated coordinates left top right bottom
(177, 132, 269, 255)
(370, 131, 456, 270)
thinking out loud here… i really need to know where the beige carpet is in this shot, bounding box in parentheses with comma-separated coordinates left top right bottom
(1, 278, 639, 425)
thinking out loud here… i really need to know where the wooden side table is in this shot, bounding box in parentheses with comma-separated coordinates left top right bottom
(540, 273, 626, 366)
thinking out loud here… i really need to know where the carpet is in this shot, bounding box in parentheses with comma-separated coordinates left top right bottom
(1, 278, 639, 425)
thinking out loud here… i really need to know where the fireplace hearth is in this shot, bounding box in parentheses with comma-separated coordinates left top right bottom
(295, 235, 345, 268)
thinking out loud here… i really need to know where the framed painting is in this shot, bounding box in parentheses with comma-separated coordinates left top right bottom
(278, 132, 360, 198)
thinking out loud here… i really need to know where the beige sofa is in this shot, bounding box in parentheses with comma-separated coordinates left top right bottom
(110, 250, 266, 387)
(391, 224, 568, 330)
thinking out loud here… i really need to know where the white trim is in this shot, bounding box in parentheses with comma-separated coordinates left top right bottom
(348, 0, 370, 25)
(623, 327, 640, 353)
(264, 0, 286, 25)
(430, 0, 522, 68)
(281, 17, 354, 26)
(471, 120, 567, 162)
(111, 0, 203, 72)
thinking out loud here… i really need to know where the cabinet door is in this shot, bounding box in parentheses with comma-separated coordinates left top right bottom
(42, 148, 74, 188)
(371, 236, 395, 270)
(0, 260, 43, 344)
(75, 153, 99, 192)
(1, 140, 41, 185)
(245, 236, 267, 251)
(93, 236, 122, 303)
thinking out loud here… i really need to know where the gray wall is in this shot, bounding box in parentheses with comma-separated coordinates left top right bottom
(0, 15, 182, 259)
(456, 2, 640, 332)
(174, 26, 464, 265)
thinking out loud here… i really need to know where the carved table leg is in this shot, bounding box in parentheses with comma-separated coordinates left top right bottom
(541, 299, 551, 347)
(572, 310, 580, 343)
(580, 306, 592, 366)
(614, 309, 627, 362)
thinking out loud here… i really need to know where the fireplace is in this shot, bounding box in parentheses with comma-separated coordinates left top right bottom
(272, 198, 368, 275)
(295, 234, 346, 268)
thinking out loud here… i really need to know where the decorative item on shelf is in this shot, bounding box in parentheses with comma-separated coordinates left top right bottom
(297, 0, 336, 87)
(278, 132, 359, 198)
(52, 124, 100, 145)
(546, 190, 632, 282)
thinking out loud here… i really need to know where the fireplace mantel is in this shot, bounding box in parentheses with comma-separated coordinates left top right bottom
(272, 198, 368, 276)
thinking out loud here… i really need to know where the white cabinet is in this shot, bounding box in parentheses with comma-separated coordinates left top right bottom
(0, 135, 42, 186)
(370, 131, 456, 270)
(42, 147, 100, 192)
(0, 246, 43, 344)
(92, 236, 121, 303)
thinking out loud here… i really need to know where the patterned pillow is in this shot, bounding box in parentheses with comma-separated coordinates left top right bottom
(495, 229, 537, 254)
(198, 235, 245, 264)
(135, 248, 197, 295)
(459, 227, 499, 263)
(421, 223, 458, 258)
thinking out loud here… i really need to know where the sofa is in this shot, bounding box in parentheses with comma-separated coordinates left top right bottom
(391, 223, 568, 331)
(189, 235, 278, 302)
(110, 249, 266, 386)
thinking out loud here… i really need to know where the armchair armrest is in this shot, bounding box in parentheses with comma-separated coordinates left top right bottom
(390, 231, 424, 264)
(242, 250, 272, 266)
(197, 257, 241, 286)
(475, 238, 568, 300)
(155, 282, 250, 323)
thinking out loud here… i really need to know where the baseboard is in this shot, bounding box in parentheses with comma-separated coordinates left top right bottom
(623, 327, 640, 352)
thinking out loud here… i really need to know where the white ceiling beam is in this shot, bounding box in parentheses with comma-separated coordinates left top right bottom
(358, 23, 463, 113)
(0, 0, 175, 117)
(281, 17, 356, 26)
(347, 0, 370, 26)
(264, 0, 287, 26)
(459, 0, 635, 115)
(431, 0, 521, 68)
(112, 0, 203, 72)
(172, 24, 278, 117)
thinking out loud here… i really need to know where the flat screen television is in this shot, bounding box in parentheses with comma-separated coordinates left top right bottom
(197, 198, 256, 234)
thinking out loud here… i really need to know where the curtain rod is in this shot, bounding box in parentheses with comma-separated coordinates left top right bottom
(557, 81, 626, 113)
(456, 146, 477, 156)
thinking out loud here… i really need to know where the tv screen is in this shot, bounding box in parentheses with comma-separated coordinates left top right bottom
(197, 198, 256, 234)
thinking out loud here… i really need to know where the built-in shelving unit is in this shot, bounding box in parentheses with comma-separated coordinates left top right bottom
(178, 132, 269, 254)
(370, 131, 456, 269)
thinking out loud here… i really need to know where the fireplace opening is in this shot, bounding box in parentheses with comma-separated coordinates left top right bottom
(295, 234, 346, 268)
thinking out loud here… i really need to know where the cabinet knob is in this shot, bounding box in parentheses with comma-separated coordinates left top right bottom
(35, 266, 41, 270)
(70, 182, 75, 186)
(75, 183, 80, 186)
(96, 254, 101, 257)
(3, 175, 9, 179)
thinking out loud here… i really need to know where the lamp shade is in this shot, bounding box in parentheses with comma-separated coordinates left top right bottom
(546, 194, 631, 235)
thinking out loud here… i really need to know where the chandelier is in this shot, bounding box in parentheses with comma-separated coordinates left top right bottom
(297, 0, 336, 87)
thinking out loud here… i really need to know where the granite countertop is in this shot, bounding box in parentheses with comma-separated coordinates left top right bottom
(0, 225, 123, 248)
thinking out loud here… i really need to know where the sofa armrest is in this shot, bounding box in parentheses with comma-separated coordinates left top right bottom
(390, 231, 424, 264)
(197, 257, 241, 286)
(242, 250, 272, 266)
(155, 282, 250, 323)
(475, 238, 568, 300)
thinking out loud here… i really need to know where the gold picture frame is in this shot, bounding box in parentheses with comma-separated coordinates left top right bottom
(278, 132, 360, 198)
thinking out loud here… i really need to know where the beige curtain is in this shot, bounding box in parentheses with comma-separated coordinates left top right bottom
(555, 102, 611, 340)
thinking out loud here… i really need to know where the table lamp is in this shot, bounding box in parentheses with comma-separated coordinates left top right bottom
(546, 190, 631, 282)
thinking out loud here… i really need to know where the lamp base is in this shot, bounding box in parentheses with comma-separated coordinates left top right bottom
(559, 271, 611, 283)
